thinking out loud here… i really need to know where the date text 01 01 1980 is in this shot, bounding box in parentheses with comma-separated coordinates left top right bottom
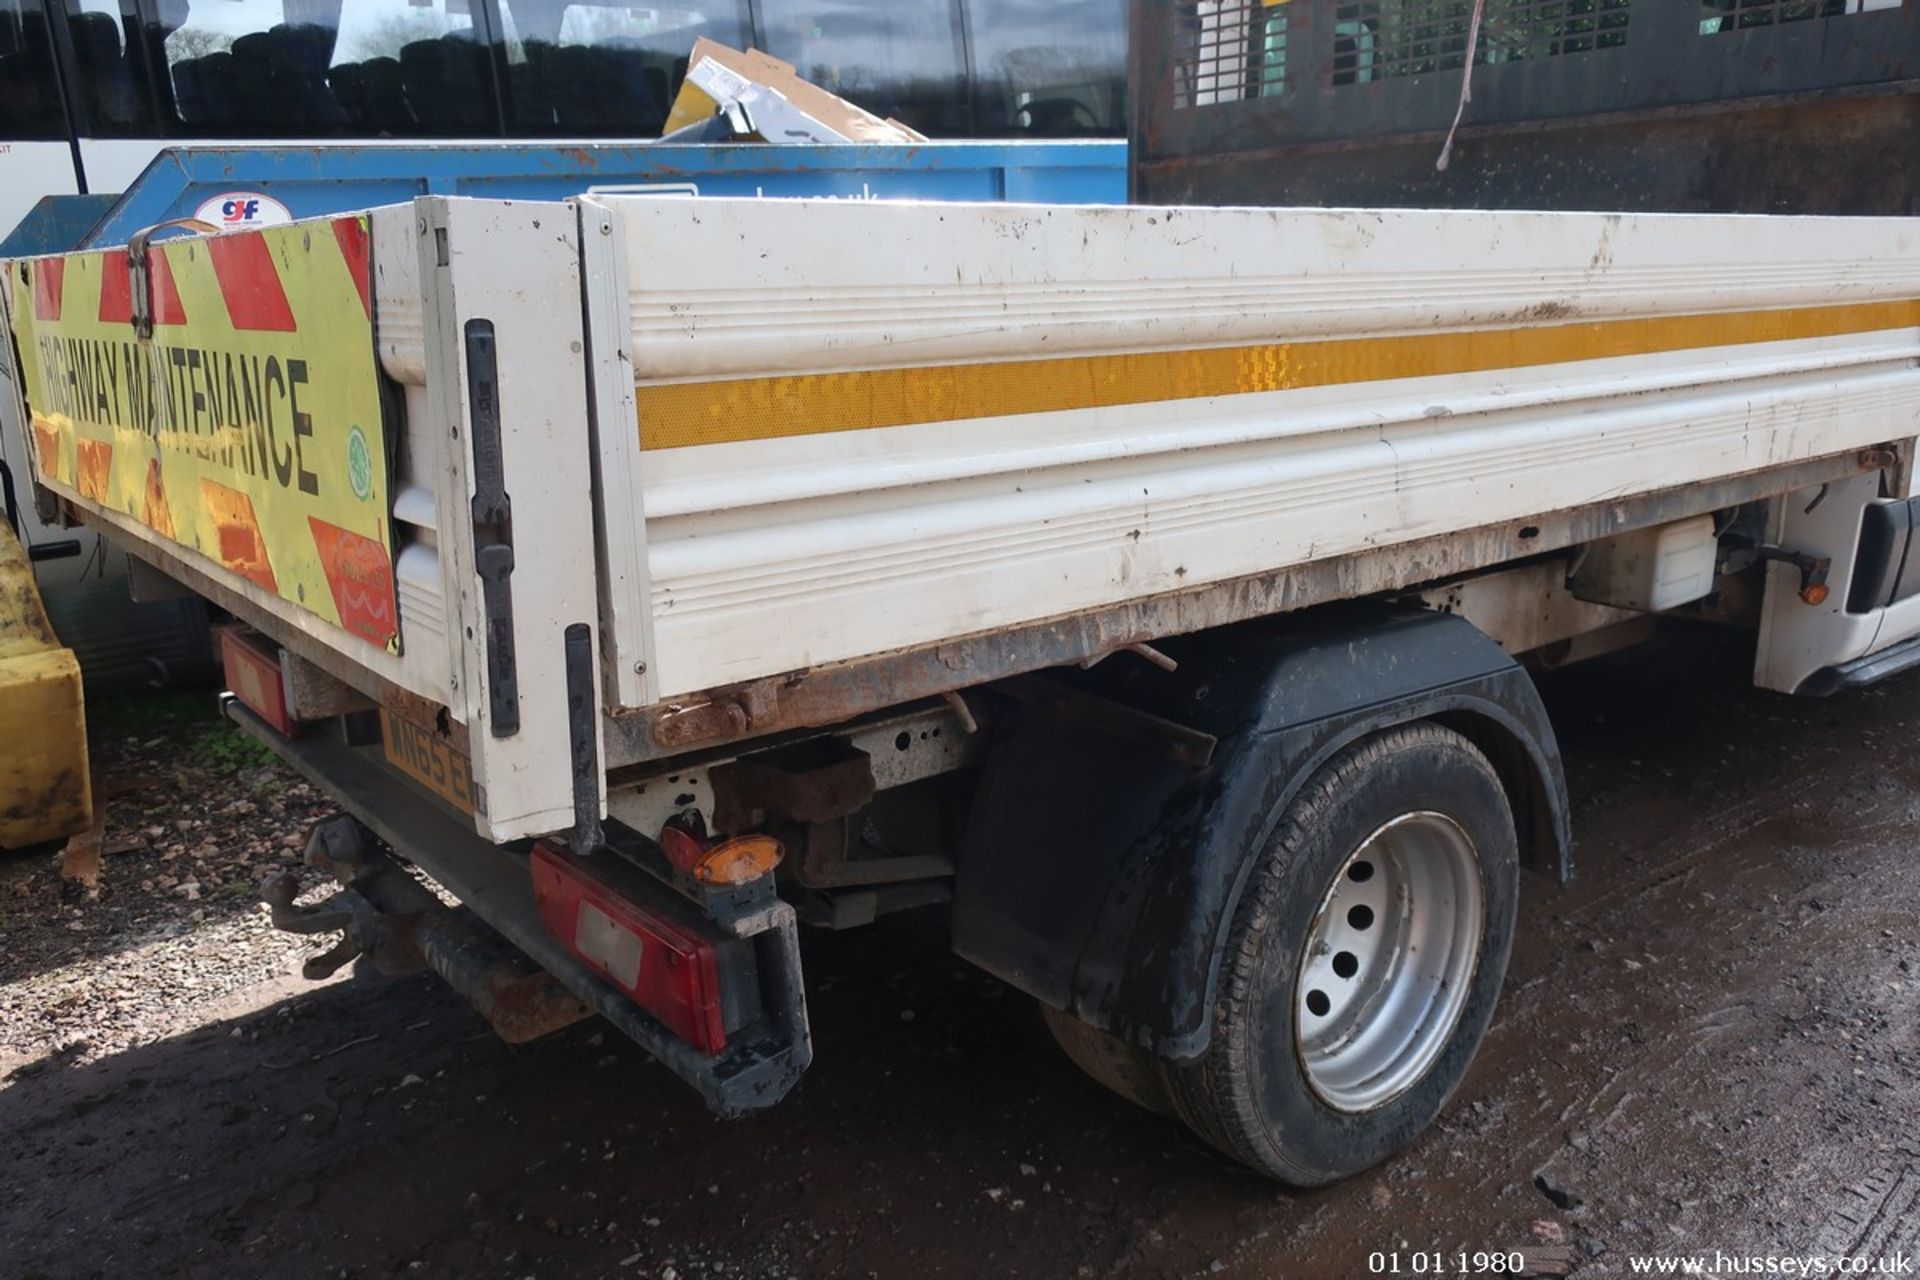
(1368, 1251, 1574, 1278)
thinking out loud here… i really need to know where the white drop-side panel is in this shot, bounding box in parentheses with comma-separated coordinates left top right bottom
(600, 198, 1920, 701)
(618, 200, 1920, 381)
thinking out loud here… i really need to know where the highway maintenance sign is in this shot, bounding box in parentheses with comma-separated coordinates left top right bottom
(3, 216, 399, 654)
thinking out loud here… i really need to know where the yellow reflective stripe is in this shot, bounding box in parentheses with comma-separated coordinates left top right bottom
(635, 298, 1920, 451)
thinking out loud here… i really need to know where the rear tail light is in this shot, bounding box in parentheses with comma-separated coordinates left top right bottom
(531, 842, 729, 1053)
(219, 626, 297, 735)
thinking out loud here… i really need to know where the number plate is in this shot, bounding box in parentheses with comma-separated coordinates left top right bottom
(380, 708, 475, 815)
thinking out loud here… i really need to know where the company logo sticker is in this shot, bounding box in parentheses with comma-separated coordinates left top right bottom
(346, 425, 373, 502)
(192, 191, 294, 229)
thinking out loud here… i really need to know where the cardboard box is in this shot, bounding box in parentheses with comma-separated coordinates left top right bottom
(662, 38, 927, 145)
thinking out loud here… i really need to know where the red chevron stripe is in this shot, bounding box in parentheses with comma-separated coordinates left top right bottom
(150, 247, 187, 326)
(333, 218, 371, 320)
(99, 248, 188, 326)
(309, 517, 397, 648)
(32, 258, 63, 321)
(99, 252, 132, 323)
(206, 233, 294, 332)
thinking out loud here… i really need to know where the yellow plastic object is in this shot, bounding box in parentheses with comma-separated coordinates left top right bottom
(0, 520, 91, 849)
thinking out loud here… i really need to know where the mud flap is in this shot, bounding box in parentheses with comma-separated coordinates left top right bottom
(952, 605, 1569, 1062)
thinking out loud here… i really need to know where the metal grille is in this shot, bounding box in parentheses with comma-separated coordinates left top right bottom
(1700, 1, 1884, 33)
(1173, 0, 1291, 108)
(1333, 0, 1630, 83)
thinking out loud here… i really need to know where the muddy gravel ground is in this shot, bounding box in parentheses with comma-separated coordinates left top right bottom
(2, 627, 1918, 1280)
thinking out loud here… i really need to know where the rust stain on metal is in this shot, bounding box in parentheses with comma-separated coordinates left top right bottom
(449, 955, 591, 1045)
(653, 697, 752, 750)
(710, 743, 876, 831)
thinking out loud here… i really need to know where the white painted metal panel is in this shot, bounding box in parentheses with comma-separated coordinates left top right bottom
(617, 200, 1920, 381)
(602, 197, 1920, 701)
(1753, 471, 1920, 694)
(368, 204, 454, 703)
(417, 197, 604, 841)
(577, 196, 656, 711)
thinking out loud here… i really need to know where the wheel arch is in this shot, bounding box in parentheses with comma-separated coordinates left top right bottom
(1425, 703, 1569, 884)
(953, 605, 1569, 1064)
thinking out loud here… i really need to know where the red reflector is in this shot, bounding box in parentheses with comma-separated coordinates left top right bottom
(658, 823, 708, 874)
(219, 627, 297, 735)
(530, 842, 728, 1054)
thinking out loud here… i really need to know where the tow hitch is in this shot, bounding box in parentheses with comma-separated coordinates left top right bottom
(265, 816, 590, 1044)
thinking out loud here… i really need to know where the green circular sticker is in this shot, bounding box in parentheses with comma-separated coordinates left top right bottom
(346, 426, 373, 502)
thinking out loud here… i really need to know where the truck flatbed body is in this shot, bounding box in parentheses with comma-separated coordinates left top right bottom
(5, 197, 1918, 837)
(596, 199, 1918, 707)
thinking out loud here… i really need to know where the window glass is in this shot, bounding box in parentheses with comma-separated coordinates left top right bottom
(0, 0, 64, 139)
(969, 0, 1125, 135)
(1700, 0, 1897, 33)
(154, 0, 497, 135)
(494, 0, 749, 136)
(755, 0, 967, 136)
(64, 0, 159, 134)
(1330, 1, 1629, 84)
(332, 0, 490, 132)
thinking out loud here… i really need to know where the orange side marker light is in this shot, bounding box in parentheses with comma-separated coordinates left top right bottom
(693, 835, 785, 886)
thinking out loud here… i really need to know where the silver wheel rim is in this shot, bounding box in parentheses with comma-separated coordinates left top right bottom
(1294, 811, 1485, 1113)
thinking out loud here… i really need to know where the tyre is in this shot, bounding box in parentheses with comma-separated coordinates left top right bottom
(1161, 721, 1519, 1185)
(1040, 1002, 1172, 1115)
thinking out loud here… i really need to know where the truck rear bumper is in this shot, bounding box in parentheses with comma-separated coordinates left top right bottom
(223, 697, 812, 1116)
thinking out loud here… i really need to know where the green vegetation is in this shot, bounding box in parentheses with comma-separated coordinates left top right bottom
(90, 690, 281, 778)
(186, 725, 279, 776)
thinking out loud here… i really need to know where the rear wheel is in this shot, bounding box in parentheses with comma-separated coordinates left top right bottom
(1163, 722, 1519, 1185)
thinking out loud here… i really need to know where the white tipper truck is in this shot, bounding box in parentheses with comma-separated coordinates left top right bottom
(7, 189, 1916, 1183)
(13, 0, 1920, 1178)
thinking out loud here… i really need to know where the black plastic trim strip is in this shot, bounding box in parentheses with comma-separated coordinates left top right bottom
(464, 319, 519, 738)
(564, 621, 603, 856)
(1798, 632, 1920, 697)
